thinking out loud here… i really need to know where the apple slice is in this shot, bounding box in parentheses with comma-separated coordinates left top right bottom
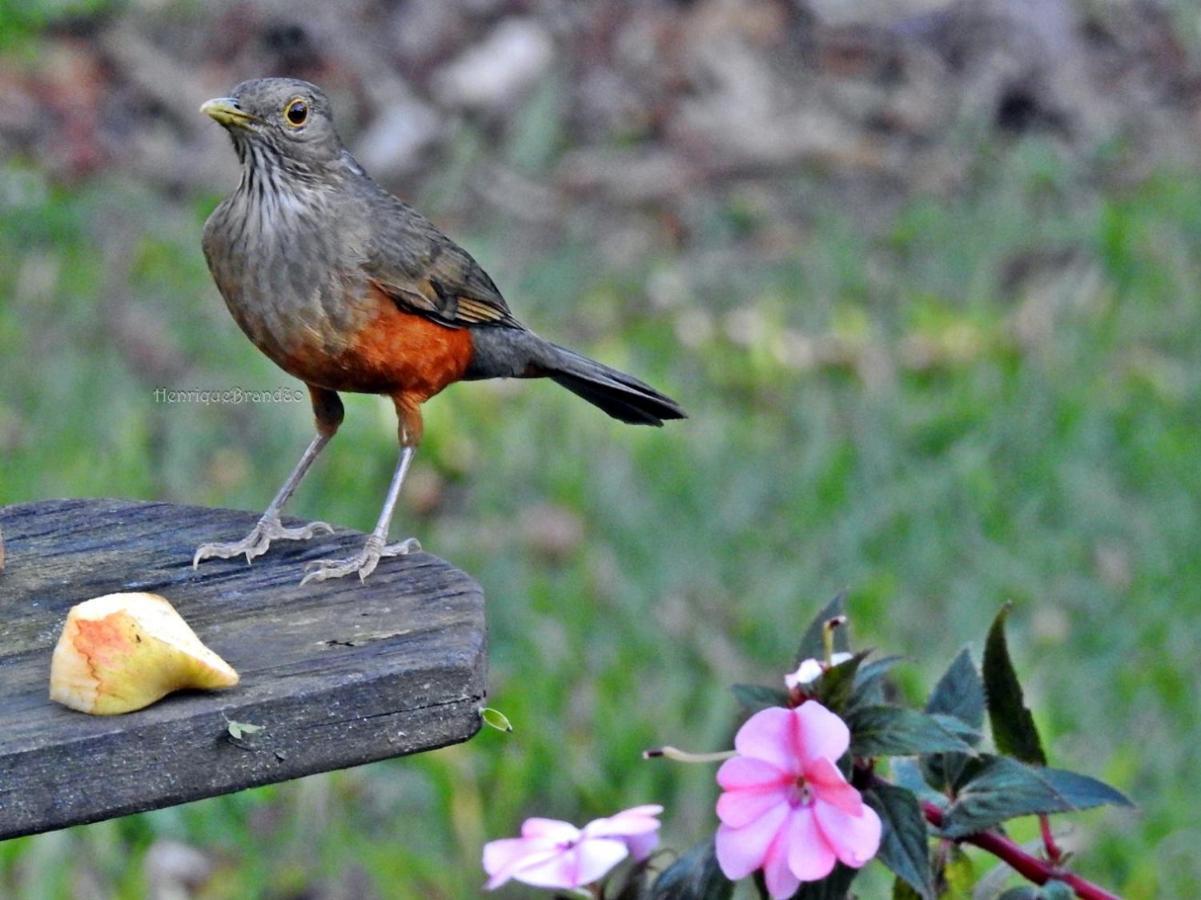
(50, 592, 238, 715)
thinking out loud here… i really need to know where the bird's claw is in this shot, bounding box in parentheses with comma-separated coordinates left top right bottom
(193, 516, 334, 568)
(299, 535, 420, 585)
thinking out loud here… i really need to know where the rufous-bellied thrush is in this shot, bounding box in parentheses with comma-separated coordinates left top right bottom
(193, 78, 685, 584)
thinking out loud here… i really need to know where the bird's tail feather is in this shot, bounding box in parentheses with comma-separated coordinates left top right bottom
(544, 344, 686, 426)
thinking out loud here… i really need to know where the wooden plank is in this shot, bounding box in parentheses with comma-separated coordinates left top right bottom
(0, 498, 486, 840)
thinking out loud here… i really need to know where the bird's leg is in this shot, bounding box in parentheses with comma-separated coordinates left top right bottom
(301, 394, 423, 585)
(193, 434, 335, 566)
(300, 444, 419, 584)
(193, 387, 342, 567)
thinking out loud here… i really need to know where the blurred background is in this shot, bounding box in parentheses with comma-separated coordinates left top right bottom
(2, 0, 1199, 896)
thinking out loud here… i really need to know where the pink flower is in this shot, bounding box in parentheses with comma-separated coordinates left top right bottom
(714, 703, 882, 899)
(483, 805, 662, 891)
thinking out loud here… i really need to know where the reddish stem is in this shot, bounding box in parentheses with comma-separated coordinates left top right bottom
(919, 800, 1117, 900)
(1040, 813, 1064, 864)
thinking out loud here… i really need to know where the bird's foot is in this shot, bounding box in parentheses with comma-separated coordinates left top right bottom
(299, 534, 420, 585)
(193, 515, 334, 568)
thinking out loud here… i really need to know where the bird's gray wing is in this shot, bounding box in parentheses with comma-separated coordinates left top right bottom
(361, 198, 519, 328)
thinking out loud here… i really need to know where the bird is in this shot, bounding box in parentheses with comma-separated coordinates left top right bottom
(192, 77, 685, 584)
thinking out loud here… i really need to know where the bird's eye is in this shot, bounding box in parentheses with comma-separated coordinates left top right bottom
(284, 98, 308, 127)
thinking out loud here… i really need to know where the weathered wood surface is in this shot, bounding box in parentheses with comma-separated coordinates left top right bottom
(0, 498, 486, 840)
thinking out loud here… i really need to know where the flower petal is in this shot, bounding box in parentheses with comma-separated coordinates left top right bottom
(785, 654, 855, 690)
(814, 799, 883, 868)
(583, 806, 662, 839)
(483, 837, 537, 876)
(806, 756, 863, 816)
(717, 756, 789, 791)
(504, 838, 627, 890)
(785, 805, 837, 882)
(581, 806, 663, 861)
(716, 783, 789, 828)
(734, 707, 800, 771)
(613, 804, 664, 818)
(785, 658, 824, 689)
(762, 820, 801, 900)
(502, 847, 580, 890)
(794, 701, 850, 766)
(521, 817, 580, 842)
(623, 829, 660, 863)
(715, 799, 788, 880)
(482, 843, 561, 890)
(573, 838, 630, 886)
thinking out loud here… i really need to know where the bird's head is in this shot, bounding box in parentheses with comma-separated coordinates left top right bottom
(201, 78, 343, 177)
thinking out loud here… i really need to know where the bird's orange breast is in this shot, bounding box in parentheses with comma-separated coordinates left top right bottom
(280, 285, 474, 400)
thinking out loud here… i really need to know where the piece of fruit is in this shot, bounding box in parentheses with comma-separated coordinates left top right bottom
(49, 592, 238, 715)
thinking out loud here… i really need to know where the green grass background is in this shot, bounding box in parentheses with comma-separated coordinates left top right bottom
(2, 33, 1200, 900)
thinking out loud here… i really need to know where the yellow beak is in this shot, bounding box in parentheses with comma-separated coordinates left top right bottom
(200, 97, 259, 128)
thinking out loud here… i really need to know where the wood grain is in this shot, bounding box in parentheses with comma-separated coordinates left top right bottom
(0, 498, 486, 840)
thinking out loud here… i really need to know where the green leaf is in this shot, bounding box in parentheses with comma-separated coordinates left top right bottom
(997, 889, 1042, 900)
(1040, 767, 1133, 809)
(864, 782, 934, 899)
(226, 720, 264, 741)
(795, 591, 849, 665)
(792, 864, 858, 899)
(941, 845, 975, 897)
(922, 644, 980, 793)
(752, 872, 769, 899)
(926, 648, 984, 731)
(929, 713, 980, 744)
(847, 705, 976, 757)
(1041, 881, 1076, 900)
(920, 650, 984, 791)
(731, 683, 790, 713)
(920, 750, 971, 795)
(983, 605, 1046, 765)
(941, 755, 1055, 835)
(891, 758, 947, 806)
(997, 886, 1073, 900)
(651, 838, 733, 900)
(940, 755, 1131, 838)
(480, 707, 513, 733)
(893, 878, 923, 900)
(852, 655, 904, 706)
(810, 651, 869, 714)
(609, 855, 654, 900)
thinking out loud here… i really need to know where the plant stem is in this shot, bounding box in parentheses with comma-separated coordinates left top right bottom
(918, 799, 1117, 900)
(1040, 813, 1064, 864)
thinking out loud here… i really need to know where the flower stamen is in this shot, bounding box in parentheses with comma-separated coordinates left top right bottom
(643, 746, 737, 764)
(787, 776, 813, 808)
